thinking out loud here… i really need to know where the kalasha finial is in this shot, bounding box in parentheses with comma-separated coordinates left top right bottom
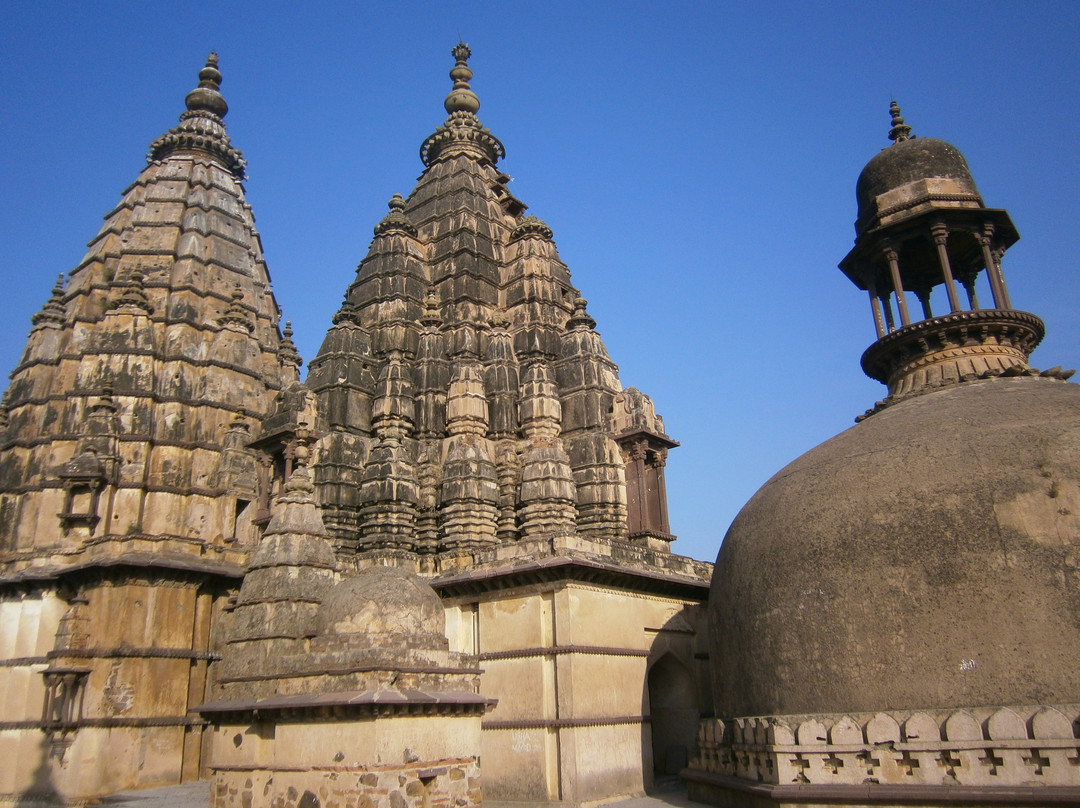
(185, 52, 229, 117)
(444, 42, 480, 115)
(888, 100, 912, 144)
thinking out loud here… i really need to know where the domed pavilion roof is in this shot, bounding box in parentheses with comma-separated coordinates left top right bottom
(854, 102, 984, 233)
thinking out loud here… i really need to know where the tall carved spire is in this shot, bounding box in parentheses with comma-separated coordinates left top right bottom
(0, 54, 285, 801)
(311, 44, 682, 568)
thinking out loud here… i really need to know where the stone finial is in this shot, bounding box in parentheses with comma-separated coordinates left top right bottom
(419, 287, 443, 327)
(373, 193, 417, 237)
(420, 44, 504, 166)
(332, 294, 361, 326)
(278, 321, 303, 369)
(445, 42, 480, 115)
(110, 269, 154, 314)
(148, 53, 246, 178)
(888, 100, 912, 143)
(566, 297, 597, 330)
(185, 52, 229, 118)
(511, 216, 554, 242)
(31, 274, 67, 327)
(219, 284, 254, 332)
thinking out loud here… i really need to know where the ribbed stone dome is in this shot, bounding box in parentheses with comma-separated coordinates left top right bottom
(318, 565, 446, 641)
(709, 377, 1080, 719)
(855, 137, 980, 228)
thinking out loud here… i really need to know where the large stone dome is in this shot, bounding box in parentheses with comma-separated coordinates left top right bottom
(709, 377, 1080, 720)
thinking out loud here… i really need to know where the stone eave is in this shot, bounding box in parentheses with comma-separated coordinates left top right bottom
(840, 206, 1018, 291)
(683, 768, 1080, 806)
(430, 553, 711, 600)
(611, 427, 680, 450)
(196, 688, 495, 717)
(0, 551, 246, 585)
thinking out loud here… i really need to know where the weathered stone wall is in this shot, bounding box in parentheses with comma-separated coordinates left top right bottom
(442, 578, 709, 803)
(207, 716, 483, 808)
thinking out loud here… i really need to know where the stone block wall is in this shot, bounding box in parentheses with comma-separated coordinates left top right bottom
(207, 715, 483, 808)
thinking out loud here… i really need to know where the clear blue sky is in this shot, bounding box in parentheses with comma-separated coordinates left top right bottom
(2, 2, 1078, 563)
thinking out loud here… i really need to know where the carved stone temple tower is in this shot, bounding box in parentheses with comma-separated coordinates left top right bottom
(306, 43, 687, 570)
(0, 56, 292, 802)
(685, 105, 1080, 807)
(0, 48, 714, 807)
(292, 44, 713, 804)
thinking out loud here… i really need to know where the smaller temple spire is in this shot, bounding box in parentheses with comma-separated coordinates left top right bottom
(445, 43, 480, 114)
(373, 193, 417, 237)
(278, 321, 303, 371)
(31, 275, 67, 328)
(888, 100, 912, 143)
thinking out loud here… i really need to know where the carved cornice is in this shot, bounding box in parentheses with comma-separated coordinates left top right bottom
(861, 309, 1044, 391)
(148, 110, 246, 179)
(420, 111, 505, 166)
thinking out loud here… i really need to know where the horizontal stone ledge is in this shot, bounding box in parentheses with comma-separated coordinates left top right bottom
(483, 716, 648, 730)
(218, 664, 483, 684)
(0, 656, 49, 667)
(198, 689, 494, 716)
(0, 716, 204, 731)
(0, 553, 246, 583)
(207, 758, 476, 775)
(479, 645, 649, 661)
(48, 647, 221, 661)
(431, 554, 711, 598)
(682, 768, 1080, 805)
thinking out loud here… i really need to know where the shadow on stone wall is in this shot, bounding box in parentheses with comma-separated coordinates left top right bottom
(642, 605, 709, 787)
(12, 733, 63, 807)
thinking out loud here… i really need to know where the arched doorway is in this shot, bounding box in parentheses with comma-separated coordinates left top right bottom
(647, 653, 698, 775)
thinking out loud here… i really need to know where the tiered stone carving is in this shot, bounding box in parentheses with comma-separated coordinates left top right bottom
(0, 54, 290, 802)
(308, 45, 681, 569)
